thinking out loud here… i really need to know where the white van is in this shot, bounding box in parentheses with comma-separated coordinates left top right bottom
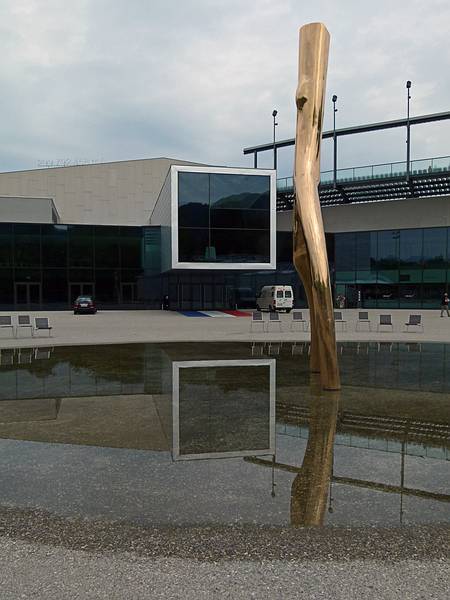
(256, 285, 294, 312)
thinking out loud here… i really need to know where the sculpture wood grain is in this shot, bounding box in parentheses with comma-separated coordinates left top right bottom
(293, 22, 340, 390)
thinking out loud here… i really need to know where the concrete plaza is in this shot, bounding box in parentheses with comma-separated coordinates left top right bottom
(0, 308, 449, 349)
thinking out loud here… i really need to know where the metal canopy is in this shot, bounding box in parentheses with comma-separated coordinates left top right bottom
(243, 111, 450, 155)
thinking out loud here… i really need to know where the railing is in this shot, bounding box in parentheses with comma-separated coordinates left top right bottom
(276, 155, 450, 191)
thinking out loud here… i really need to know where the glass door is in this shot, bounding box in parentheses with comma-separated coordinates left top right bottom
(15, 282, 41, 307)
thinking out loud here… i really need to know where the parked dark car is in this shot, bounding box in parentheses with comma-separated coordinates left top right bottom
(73, 296, 97, 315)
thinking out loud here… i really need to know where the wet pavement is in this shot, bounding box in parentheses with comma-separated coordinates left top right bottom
(0, 341, 448, 597)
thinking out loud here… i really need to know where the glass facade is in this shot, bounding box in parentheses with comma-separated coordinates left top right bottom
(2, 219, 448, 311)
(334, 227, 450, 308)
(177, 172, 271, 264)
(159, 231, 307, 311)
(0, 223, 144, 309)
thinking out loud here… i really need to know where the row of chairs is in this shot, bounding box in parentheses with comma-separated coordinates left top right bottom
(0, 315, 53, 338)
(250, 311, 424, 333)
(336, 311, 423, 333)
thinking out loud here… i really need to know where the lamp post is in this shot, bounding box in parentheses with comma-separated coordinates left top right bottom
(406, 81, 412, 180)
(272, 109, 278, 170)
(332, 95, 338, 188)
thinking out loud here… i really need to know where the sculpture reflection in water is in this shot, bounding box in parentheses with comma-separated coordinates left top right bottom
(290, 376, 339, 526)
(293, 22, 340, 390)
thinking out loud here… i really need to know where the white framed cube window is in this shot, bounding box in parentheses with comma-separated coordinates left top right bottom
(168, 165, 276, 270)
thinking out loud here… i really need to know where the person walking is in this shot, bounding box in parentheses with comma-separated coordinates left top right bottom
(440, 292, 450, 317)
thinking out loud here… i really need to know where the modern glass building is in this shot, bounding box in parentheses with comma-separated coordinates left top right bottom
(0, 156, 449, 311)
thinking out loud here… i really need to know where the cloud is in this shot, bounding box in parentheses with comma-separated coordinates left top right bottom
(0, 0, 449, 177)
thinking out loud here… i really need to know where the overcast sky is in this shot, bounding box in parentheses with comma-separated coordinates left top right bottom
(1, 0, 449, 177)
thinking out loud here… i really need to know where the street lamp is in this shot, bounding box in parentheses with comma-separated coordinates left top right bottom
(272, 109, 278, 170)
(406, 81, 412, 180)
(332, 95, 338, 188)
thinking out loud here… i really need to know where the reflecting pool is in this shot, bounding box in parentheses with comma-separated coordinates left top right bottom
(0, 342, 449, 528)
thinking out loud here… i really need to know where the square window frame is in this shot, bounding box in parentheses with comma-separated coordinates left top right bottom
(171, 165, 277, 270)
(172, 358, 276, 461)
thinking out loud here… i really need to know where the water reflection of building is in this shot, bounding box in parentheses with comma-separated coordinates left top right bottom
(172, 359, 275, 461)
(0, 342, 448, 527)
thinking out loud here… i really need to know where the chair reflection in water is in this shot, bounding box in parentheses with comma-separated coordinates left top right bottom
(355, 312, 371, 331)
(290, 311, 308, 332)
(250, 311, 265, 332)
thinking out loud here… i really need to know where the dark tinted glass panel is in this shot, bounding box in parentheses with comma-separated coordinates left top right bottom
(335, 233, 356, 270)
(211, 229, 270, 263)
(14, 233, 41, 267)
(0, 230, 13, 266)
(15, 268, 41, 282)
(399, 269, 422, 283)
(277, 232, 292, 263)
(0, 269, 13, 303)
(120, 227, 141, 237)
(377, 284, 398, 307)
(95, 269, 119, 302)
(377, 269, 399, 283)
(400, 229, 422, 267)
(355, 232, 376, 270)
(120, 269, 141, 283)
(14, 224, 39, 235)
(95, 227, 120, 268)
(210, 174, 270, 210)
(120, 236, 141, 268)
(69, 269, 94, 282)
(422, 283, 443, 308)
(423, 228, 447, 268)
(423, 269, 446, 283)
(42, 269, 67, 303)
(178, 228, 210, 262)
(178, 172, 209, 228)
(42, 225, 68, 267)
(68, 226, 93, 268)
(210, 208, 270, 229)
(377, 230, 399, 268)
(399, 284, 420, 307)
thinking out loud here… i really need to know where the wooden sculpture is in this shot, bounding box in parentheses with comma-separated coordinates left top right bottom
(293, 23, 340, 390)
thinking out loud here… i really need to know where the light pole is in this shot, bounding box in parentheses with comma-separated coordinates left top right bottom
(272, 109, 278, 170)
(406, 81, 412, 180)
(332, 95, 338, 188)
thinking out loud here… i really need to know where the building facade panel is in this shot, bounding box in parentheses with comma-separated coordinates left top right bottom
(0, 158, 202, 226)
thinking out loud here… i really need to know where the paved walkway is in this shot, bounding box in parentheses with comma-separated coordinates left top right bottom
(1, 538, 448, 600)
(0, 309, 449, 349)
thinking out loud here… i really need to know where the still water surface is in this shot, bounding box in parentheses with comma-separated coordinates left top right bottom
(0, 341, 449, 528)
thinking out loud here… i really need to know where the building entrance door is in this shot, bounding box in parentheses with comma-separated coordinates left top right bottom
(15, 282, 41, 307)
(69, 282, 95, 304)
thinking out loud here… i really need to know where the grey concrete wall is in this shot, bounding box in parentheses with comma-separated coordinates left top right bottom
(0, 196, 58, 224)
(0, 158, 203, 226)
(276, 195, 450, 233)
